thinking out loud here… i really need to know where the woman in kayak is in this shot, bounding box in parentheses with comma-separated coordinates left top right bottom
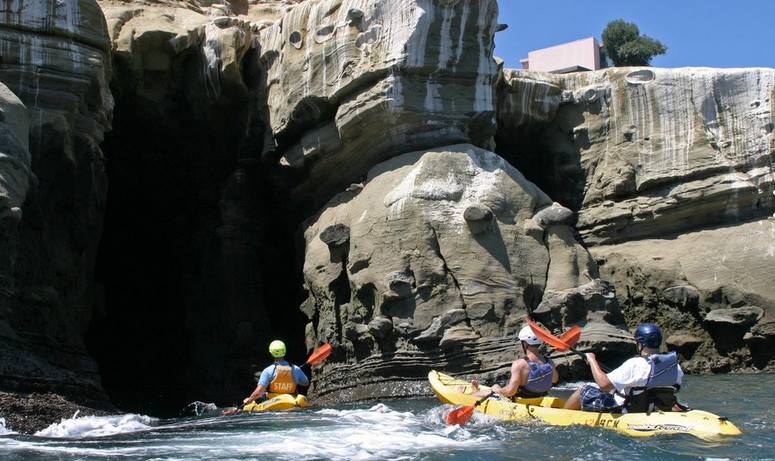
(471, 325, 558, 399)
(242, 340, 310, 405)
(563, 323, 684, 412)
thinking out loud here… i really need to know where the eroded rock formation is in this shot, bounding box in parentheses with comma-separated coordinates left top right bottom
(0, 0, 112, 399)
(497, 67, 775, 371)
(1, 0, 773, 421)
(89, 0, 312, 410)
(259, 0, 501, 212)
(0, 84, 29, 291)
(299, 144, 622, 402)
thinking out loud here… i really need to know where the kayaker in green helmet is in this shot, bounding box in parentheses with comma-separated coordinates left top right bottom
(242, 340, 310, 405)
(564, 323, 685, 413)
(470, 325, 559, 399)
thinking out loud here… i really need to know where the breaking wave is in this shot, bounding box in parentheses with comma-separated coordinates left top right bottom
(0, 417, 15, 435)
(34, 413, 156, 438)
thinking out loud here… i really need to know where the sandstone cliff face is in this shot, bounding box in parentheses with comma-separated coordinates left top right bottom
(254, 0, 634, 402)
(0, 0, 112, 398)
(2, 0, 773, 416)
(300, 144, 626, 402)
(260, 0, 501, 213)
(497, 67, 775, 371)
(90, 0, 309, 409)
(498, 67, 775, 243)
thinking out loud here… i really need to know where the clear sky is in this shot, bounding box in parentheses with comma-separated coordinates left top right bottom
(495, 0, 775, 69)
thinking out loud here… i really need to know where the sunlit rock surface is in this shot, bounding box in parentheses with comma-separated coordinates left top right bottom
(497, 67, 775, 244)
(497, 66, 775, 371)
(0, 0, 112, 397)
(299, 144, 625, 402)
(593, 219, 775, 371)
(260, 0, 501, 211)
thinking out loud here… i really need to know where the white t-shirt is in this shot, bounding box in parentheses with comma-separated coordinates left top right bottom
(606, 357, 684, 406)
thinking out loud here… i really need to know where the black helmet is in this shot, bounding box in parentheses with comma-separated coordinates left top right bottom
(634, 323, 662, 348)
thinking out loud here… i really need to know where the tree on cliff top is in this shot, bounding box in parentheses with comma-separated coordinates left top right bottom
(602, 19, 667, 66)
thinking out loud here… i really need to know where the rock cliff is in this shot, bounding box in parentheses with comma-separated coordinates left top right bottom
(89, 0, 311, 411)
(497, 67, 775, 371)
(267, 0, 632, 402)
(1, 0, 773, 423)
(299, 144, 624, 402)
(0, 0, 112, 399)
(259, 0, 501, 213)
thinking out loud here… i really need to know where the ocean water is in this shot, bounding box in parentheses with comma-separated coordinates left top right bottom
(0, 374, 772, 460)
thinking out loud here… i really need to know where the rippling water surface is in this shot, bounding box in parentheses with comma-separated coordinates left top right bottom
(1, 374, 772, 460)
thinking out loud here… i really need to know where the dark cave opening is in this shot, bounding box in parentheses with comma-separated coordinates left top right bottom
(494, 100, 589, 214)
(87, 79, 308, 416)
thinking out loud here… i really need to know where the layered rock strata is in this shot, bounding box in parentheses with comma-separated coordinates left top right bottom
(497, 67, 775, 244)
(0, 0, 112, 398)
(299, 144, 628, 402)
(260, 0, 501, 214)
(497, 67, 775, 371)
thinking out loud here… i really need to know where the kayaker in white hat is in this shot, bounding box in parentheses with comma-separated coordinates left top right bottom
(470, 325, 558, 399)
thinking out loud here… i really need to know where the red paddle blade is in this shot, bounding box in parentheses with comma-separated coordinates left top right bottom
(558, 325, 582, 348)
(527, 318, 573, 351)
(306, 343, 332, 365)
(445, 405, 475, 425)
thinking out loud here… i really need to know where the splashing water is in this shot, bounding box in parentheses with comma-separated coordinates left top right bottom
(0, 375, 771, 460)
(0, 417, 15, 435)
(34, 414, 156, 438)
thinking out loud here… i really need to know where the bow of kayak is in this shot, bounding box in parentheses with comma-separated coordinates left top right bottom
(429, 370, 742, 439)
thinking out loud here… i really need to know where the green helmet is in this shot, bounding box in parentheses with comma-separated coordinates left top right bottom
(268, 340, 286, 358)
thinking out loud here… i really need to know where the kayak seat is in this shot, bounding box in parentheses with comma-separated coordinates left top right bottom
(624, 386, 679, 413)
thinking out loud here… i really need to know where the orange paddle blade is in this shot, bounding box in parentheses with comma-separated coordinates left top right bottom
(527, 318, 573, 351)
(445, 405, 475, 425)
(306, 343, 332, 365)
(558, 325, 582, 348)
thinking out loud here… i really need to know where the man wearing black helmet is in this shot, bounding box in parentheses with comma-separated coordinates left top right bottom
(564, 323, 684, 412)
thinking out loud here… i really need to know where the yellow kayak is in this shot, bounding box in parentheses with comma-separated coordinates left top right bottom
(429, 370, 741, 439)
(242, 393, 309, 413)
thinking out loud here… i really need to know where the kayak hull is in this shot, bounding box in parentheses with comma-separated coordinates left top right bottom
(242, 394, 309, 413)
(429, 370, 741, 439)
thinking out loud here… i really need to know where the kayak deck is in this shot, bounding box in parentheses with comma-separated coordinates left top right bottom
(429, 370, 742, 439)
(242, 393, 309, 413)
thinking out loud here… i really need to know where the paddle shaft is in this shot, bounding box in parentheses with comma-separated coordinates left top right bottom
(565, 346, 613, 373)
(474, 390, 496, 407)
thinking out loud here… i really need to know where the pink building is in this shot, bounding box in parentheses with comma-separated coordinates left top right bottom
(520, 37, 604, 73)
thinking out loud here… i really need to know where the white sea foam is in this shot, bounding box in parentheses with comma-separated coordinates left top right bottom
(553, 381, 587, 391)
(34, 413, 156, 438)
(0, 403, 494, 459)
(218, 403, 494, 460)
(0, 417, 15, 435)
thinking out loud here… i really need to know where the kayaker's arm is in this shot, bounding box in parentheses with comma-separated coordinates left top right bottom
(586, 353, 614, 392)
(494, 359, 525, 398)
(244, 384, 267, 404)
